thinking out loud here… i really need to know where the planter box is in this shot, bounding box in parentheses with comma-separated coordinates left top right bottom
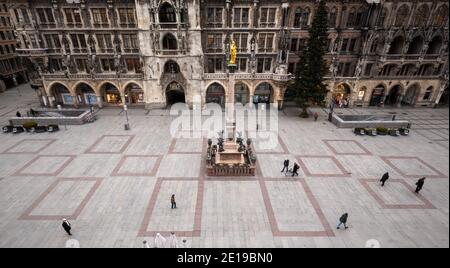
(10, 109, 95, 126)
(332, 114, 410, 129)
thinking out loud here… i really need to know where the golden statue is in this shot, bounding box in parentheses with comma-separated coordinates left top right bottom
(230, 40, 237, 65)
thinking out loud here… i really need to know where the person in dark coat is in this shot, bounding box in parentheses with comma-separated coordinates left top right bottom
(281, 159, 289, 173)
(62, 219, 72, 236)
(292, 163, 300, 177)
(337, 213, 349, 229)
(380, 172, 389, 186)
(171, 194, 177, 209)
(16, 111, 21, 117)
(415, 177, 426, 194)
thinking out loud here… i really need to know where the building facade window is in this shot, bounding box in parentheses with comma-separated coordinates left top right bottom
(118, 8, 136, 27)
(159, 3, 176, 23)
(75, 58, 88, 72)
(233, 8, 249, 28)
(162, 34, 178, 50)
(233, 33, 248, 52)
(125, 58, 141, 73)
(70, 34, 87, 53)
(96, 34, 113, 53)
(64, 8, 82, 28)
(206, 8, 223, 28)
(207, 57, 223, 73)
(92, 8, 109, 27)
(260, 8, 276, 28)
(122, 34, 139, 53)
(206, 33, 223, 53)
(257, 58, 272, 73)
(101, 58, 115, 72)
(36, 8, 55, 26)
(328, 7, 337, 28)
(294, 7, 309, 28)
(258, 33, 274, 53)
(395, 5, 409, 27)
(236, 58, 247, 73)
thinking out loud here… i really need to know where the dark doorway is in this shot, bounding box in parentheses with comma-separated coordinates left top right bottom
(166, 82, 185, 106)
(369, 85, 385, 107)
(206, 83, 225, 107)
(439, 87, 449, 105)
(385, 85, 402, 106)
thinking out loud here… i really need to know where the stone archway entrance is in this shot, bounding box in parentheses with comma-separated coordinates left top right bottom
(206, 83, 226, 107)
(166, 82, 185, 106)
(385, 85, 402, 106)
(50, 83, 72, 106)
(333, 83, 351, 107)
(402, 84, 420, 106)
(101, 83, 122, 105)
(369, 85, 386, 107)
(439, 87, 449, 106)
(254, 82, 273, 105)
(235, 82, 250, 105)
(124, 83, 144, 105)
(75, 83, 96, 106)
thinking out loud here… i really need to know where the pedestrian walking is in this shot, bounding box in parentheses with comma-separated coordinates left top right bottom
(380, 172, 389, 187)
(62, 218, 72, 236)
(415, 177, 426, 194)
(314, 112, 319, 121)
(281, 159, 289, 173)
(292, 163, 300, 177)
(171, 194, 177, 209)
(16, 111, 21, 117)
(337, 213, 349, 229)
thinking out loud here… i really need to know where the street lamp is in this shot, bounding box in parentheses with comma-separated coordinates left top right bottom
(123, 104, 130, 130)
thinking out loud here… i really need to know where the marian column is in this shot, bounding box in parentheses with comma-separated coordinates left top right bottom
(226, 40, 237, 140)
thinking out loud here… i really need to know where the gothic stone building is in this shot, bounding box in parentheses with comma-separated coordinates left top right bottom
(7, 0, 449, 109)
(0, 1, 27, 92)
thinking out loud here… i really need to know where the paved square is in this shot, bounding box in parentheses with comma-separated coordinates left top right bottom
(85, 135, 134, 154)
(201, 181, 271, 236)
(111, 155, 162, 177)
(19, 178, 102, 221)
(381, 156, 447, 178)
(252, 135, 289, 154)
(359, 179, 435, 209)
(0, 92, 448, 247)
(14, 155, 75, 176)
(297, 156, 351, 178)
(157, 154, 202, 178)
(140, 179, 199, 236)
(3, 139, 57, 154)
(264, 180, 333, 236)
(323, 140, 372, 155)
(169, 138, 204, 154)
(58, 154, 121, 178)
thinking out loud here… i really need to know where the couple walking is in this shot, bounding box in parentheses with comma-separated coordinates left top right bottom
(281, 159, 300, 176)
(380, 172, 426, 193)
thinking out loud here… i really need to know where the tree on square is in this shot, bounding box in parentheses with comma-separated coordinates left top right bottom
(288, 0, 329, 118)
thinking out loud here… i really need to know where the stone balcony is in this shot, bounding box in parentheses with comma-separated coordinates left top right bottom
(16, 48, 48, 57)
(383, 54, 441, 62)
(42, 72, 144, 80)
(203, 73, 291, 82)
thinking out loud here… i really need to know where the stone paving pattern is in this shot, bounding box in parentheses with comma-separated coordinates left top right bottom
(0, 85, 448, 248)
